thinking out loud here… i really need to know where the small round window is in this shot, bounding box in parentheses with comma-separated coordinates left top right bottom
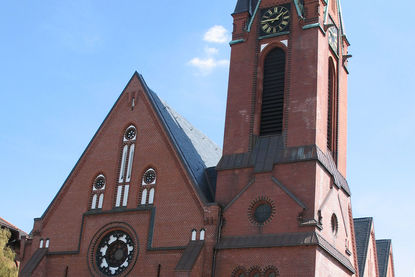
(248, 197, 275, 225)
(143, 169, 156, 185)
(94, 175, 106, 190)
(124, 127, 136, 141)
(254, 203, 272, 224)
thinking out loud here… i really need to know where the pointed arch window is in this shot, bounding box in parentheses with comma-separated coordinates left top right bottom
(90, 174, 106, 210)
(139, 168, 157, 206)
(191, 229, 197, 241)
(115, 125, 136, 208)
(260, 47, 286, 136)
(327, 59, 338, 162)
(199, 229, 205, 241)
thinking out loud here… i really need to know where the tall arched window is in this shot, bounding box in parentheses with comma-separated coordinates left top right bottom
(327, 59, 338, 162)
(115, 125, 137, 207)
(260, 47, 286, 136)
(90, 174, 106, 210)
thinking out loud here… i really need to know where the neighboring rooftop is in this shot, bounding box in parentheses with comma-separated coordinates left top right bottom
(376, 239, 393, 277)
(353, 217, 373, 277)
(0, 216, 27, 238)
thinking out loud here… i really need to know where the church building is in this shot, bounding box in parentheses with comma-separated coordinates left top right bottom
(19, 0, 395, 276)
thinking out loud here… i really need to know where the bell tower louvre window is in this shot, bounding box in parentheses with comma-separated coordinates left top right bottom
(260, 47, 286, 136)
(327, 59, 338, 162)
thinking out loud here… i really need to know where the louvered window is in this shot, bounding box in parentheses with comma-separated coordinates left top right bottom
(260, 48, 286, 136)
(327, 60, 337, 160)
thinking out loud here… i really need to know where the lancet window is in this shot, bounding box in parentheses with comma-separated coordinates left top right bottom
(115, 125, 136, 208)
(327, 59, 338, 162)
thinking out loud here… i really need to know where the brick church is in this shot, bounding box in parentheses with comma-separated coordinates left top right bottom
(19, 0, 395, 276)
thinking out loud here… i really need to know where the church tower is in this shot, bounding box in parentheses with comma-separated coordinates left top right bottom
(215, 0, 358, 276)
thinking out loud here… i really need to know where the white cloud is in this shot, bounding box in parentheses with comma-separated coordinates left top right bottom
(203, 25, 229, 44)
(205, 47, 219, 55)
(188, 58, 229, 75)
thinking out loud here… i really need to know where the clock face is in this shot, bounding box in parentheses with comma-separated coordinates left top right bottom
(124, 127, 136, 141)
(96, 230, 135, 276)
(328, 21, 338, 54)
(260, 6, 290, 35)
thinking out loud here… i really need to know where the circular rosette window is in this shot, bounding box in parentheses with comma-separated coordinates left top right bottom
(248, 197, 276, 226)
(89, 225, 138, 277)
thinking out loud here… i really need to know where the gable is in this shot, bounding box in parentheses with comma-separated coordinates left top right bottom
(222, 173, 305, 237)
(354, 217, 379, 277)
(37, 72, 221, 233)
(376, 240, 392, 277)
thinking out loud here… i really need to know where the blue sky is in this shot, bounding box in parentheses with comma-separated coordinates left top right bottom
(0, 1, 413, 275)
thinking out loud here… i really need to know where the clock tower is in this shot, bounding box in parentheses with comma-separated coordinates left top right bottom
(215, 0, 357, 276)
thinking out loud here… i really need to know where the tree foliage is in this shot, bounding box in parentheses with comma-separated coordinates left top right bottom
(0, 228, 18, 277)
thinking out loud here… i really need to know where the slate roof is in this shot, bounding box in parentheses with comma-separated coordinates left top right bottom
(353, 217, 373, 277)
(217, 142, 351, 196)
(234, 0, 259, 15)
(376, 239, 392, 277)
(216, 231, 355, 273)
(0, 216, 27, 238)
(138, 73, 222, 203)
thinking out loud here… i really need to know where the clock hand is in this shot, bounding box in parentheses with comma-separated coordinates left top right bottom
(261, 17, 279, 23)
(261, 11, 288, 23)
(275, 11, 288, 20)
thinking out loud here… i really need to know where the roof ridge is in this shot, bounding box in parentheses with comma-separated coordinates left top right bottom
(353, 217, 373, 221)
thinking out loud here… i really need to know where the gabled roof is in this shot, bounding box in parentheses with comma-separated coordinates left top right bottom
(138, 73, 222, 202)
(0, 216, 27, 238)
(376, 239, 392, 277)
(353, 217, 373, 277)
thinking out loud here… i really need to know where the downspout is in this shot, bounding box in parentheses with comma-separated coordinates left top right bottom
(211, 209, 224, 277)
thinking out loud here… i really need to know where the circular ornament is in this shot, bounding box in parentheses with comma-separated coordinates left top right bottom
(96, 230, 135, 276)
(248, 197, 276, 225)
(124, 127, 136, 141)
(143, 169, 156, 185)
(94, 176, 106, 190)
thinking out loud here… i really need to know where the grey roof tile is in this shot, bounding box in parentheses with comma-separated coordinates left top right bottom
(376, 239, 392, 277)
(353, 217, 373, 277)
(234, 0, 259, 15)
(139, 74, 221, 202)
